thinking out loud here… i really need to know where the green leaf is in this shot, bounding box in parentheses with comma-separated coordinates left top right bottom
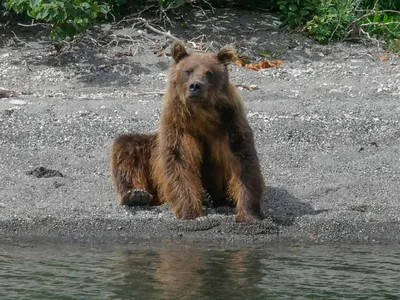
(99, 5, 109, 15)
(383, 13, 389, 23)
(47, 8, 59, 20)
(57, 10, 67, 22)
(81, 2, 90, 10)
(36, 8, 49, 20)
(30, 0, 41, 7)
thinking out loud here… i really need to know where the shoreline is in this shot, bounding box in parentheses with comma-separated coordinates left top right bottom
(2, 209, 400, 246)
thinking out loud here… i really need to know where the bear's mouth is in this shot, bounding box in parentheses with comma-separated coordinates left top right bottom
(187, 95, 205, 101)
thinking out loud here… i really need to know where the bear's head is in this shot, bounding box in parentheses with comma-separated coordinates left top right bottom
(168, 41, 237, 105)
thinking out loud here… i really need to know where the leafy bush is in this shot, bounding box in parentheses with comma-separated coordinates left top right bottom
(277, 0, 317, 29)
(277, 0, 400, 50)
(4, 0, 120, 41)
(362, 0, 399, 10)
(302, 0, 359, 43)
(2, 0, 399, 51)
(359, 1, 400, 50)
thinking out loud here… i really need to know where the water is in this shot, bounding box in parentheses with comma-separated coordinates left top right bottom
(1, 241, 400, 299)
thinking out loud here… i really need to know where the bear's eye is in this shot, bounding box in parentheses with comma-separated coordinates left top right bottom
(206, 70, 214, 79)
(184, 69, 193, 76)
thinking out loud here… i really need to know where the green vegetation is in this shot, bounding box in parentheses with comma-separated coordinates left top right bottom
(3, 0, 121, 41)
(277, 0, 400, 50)
(2, 0, 399, 51)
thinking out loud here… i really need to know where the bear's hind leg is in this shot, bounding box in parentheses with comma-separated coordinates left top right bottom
(110, 133, 158, 206)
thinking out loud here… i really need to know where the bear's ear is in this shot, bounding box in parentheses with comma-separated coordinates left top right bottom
(171, 41, 189, 63)
(217, 45, 237, 66)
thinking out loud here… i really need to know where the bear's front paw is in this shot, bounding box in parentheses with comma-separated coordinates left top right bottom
(121, 189, 153, 206)
(235, 211, 263, 223)
(174, 204, 205, 220)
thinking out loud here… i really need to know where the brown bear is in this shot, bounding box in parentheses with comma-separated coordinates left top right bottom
(110, 41, 265, 222)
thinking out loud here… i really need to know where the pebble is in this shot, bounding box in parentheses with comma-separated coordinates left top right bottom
(4, 106, 20, 116)
(9, 99, 26, 105)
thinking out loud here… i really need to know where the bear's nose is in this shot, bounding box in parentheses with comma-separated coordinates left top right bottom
(189, 82, 202, 96)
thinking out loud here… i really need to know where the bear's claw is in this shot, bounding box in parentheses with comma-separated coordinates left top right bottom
(122, 189, 153, 206)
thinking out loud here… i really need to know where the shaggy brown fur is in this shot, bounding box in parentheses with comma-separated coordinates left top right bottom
(110, 41, 265, 222)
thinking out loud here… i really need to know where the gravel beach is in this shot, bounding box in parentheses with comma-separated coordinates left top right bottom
(1, 8, 399, 245)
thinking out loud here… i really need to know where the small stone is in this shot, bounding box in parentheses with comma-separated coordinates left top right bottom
(26, 166, 64, 178)
(9, 99, 26, 105)
(106, 227, 112, 230)
(4, 107, 20, 116)
(65, 82, 75, 89)
(53, 181, 65, 188)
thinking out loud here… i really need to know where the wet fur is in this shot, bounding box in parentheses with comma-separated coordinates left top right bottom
(110, 42, 265, 222)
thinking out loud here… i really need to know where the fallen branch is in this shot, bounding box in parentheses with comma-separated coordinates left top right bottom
(17, 22, 51, 28)
(137, 17, 182, 42)
(131, 91, 165, 96)
(235, 84, 258, 91)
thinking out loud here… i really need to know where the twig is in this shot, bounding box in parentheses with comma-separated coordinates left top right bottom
(360, 21, 400, 27)
(136, 5, 157, 18)
(108, 33, 136, 47)
(201, 0, 215, 13)
(11, 31, 28, 45)
(17, 22, 51, 28)
(359, 27, 381, 48)
(189, 2, 218, 31)
(188, 34, 208, 50)
(235, 84, 258, 91)
(353, 9, 400, 23)
(156, 6, 175, 28)
(361, 21, 400, 37)
(243, 27, 272, 33)
(131, 91, 165, 96)
(135, 29, 159, 44)
(328, 8, 342, 43)
(89, 37, 104, 47)
(373, 0, 378, 11)
(131, 44, 140, 56)
(137, 17, 182, 42)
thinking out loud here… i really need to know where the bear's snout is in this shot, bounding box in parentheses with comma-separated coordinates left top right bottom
(189, 82, 203, 97)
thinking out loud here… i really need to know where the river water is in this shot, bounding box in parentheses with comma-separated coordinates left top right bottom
(1, 241, 399, 299)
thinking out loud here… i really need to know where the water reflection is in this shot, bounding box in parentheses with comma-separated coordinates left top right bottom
(111, 243, 265, 300)
(1, 241, 400, 300)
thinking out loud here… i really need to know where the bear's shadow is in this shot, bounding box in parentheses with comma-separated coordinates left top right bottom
(124, 186, 327, 227)
(261, 186, 328, 226)
(211, 186, 327, 226)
